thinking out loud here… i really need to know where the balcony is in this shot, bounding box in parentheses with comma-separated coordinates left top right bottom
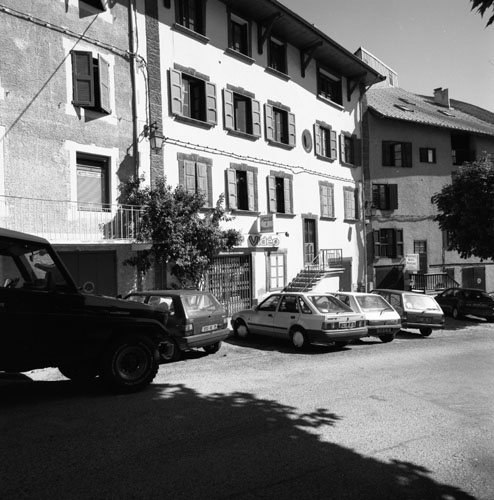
(0, 195, 142, 243)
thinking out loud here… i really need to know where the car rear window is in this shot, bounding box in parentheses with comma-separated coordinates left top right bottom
(404, 294, 441, 310)
(309, 295, 352, 313)
(356, 294, 393, 311)
(181, 293, 224, 317)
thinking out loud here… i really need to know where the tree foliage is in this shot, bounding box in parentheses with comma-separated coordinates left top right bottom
(470, 0, 494, 26)
(121, 176, 243, 288)
(432, 154, 494, 260)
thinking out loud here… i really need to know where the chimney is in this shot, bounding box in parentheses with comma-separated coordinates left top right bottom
(433, 87, 450, 108)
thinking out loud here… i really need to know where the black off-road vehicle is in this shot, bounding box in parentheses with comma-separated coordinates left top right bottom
(0, 227, 169, 393)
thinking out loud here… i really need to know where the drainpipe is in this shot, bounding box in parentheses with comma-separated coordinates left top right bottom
(128, 0, 139, 179)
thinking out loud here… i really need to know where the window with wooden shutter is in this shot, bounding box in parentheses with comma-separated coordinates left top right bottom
(265, 104, 274, 142)
(319, 182, 334, 218)
(76, 154, 109, 212)
(343, 187, 356, 220)
(267, 176, 277, 213)
(251, 99, 261, 137)
(314, 124, 322, 156)
(382, 141, 413, 167)
(288, 112, 296, 147)
(226, 168, 238, 209)
(283, 178, 292, 213)
(330, 130, 337, 159)
(184, 160, 196, 193)
(169, 69, 184, 116)
(72, 51, 95, 107)
(223, 89, 235, 130)
(206, 82, 217, 124)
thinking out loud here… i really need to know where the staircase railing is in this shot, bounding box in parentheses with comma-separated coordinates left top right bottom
(306, 249, 343, 271)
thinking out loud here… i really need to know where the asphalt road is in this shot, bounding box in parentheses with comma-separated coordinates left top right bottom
(1, 316, 493, 500)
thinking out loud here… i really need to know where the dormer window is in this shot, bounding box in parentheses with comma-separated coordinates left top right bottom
(318, 67, 343, 106)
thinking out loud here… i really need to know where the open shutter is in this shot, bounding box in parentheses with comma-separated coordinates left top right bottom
(169, 69, 183, 116)
(71, 51, 94, 107)
(389, 184, 398, 209)
(223, 89, 234, 130)
(184, 160, 196, 193)
(267, 176, 277, 213)
(404, 142, 412, 167)
(340, 134, 346, 164)
(226, 169, 238, 209)
(314, 124, 322, 156)
(206, 82, 217, 124)
(320, 184, 329, 217)
(288, 112, 296, 147)
(251, 99, 261, 137)
(264, 104, 274, 141)
(98, 54, 111, 114)
(354, 188, 359, 219)
(395, 229, 404, 256)
(330, 129, 337, 159)
(353, 137, 361, 166)
(196, 162, 208, 197)
(283, 178, 292, 214)
(247, 170, 255, 211)
(382, 141, 391, 166)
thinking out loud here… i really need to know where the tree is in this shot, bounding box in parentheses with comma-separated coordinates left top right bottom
(121, 176, 243, 288)
(470, 0, 494, 26)
(432, 154, 494, 260)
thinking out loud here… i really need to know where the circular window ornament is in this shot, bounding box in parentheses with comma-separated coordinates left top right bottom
(302, 129, 312, 153)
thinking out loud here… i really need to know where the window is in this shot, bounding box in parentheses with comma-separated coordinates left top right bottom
(314, 122, 337, 160)
(265, 102, 295, 147)
(267, 173, 293, 214)
(76, 154, 110, 212)
(223, 87, 261, 137)
(372, 184, 398, 210)
(258, 294, 281, 311)
(226, 164, 258, 211)
(419, 148, 436, 163)
(71, 51, 111, 114)
(178, 153, 213, 206)
(340, 133, 360, 166)
(279, 295, 299, 313)
(228, 13, 250, 56)
(382, 141, 412, 167)
(373, 229, 404, 258)
(175, 0, 205, 35)
(317, 68, 342, 105)
(169, 67, 217, 125)
(319, 182, 335, 219)
(414, 240, 428, 273)
(267, 253, 286, 291)
(268, 37, 287, 74)
(343, 187, 358, 221)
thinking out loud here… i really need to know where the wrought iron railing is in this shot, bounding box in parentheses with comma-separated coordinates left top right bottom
(306, 249, 343, 271)
(409, 273, 459, 293)
(0, 195, 142, 242)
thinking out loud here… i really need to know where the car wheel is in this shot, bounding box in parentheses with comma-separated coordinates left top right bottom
(291, 328, 308, 350)
(420, 328, 432, 337)
(99, 334, 159, 393)
(58, 362, 98, 383)
(158, 338, 181, 363)
(234, 319, 249, 339)
(203, 341, 222, 354)
(452, 307, 461, 319)
(379, 334, 394, 343)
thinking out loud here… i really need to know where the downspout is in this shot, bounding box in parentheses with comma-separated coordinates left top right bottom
(128, 0, 139, 179)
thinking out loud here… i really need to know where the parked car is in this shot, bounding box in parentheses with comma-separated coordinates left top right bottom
(332, 292, 401, 343)
(0, 227, 169, 393)
(435, 287, 494, 321)
(124, 290, 230, 362)
(371, 289, 444, 336)
(231, 292, 368, 350)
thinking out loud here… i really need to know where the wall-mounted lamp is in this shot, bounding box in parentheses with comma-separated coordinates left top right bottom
(143, 122, 164, 151)
(364, 201, 377, 218)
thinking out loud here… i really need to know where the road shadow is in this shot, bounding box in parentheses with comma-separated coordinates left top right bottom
(0, 380, 478, 500)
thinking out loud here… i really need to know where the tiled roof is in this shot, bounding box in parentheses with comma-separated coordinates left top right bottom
(365, 87, 494, 137)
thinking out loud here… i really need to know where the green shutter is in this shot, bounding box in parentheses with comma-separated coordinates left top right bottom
(267, 176, 277, 213)
(71, 51, 94, 107)
(98, 54, 111, 114)
(247, 170, 255, 211)
(223, 89, 234, 130)
(206, 82, 217, 124)
(288, 112, 296, 147)
(169, 69, 183, 116)
(252, 99, 261, 137)
(330, 129, 337, 159)
(226, 168, 237, 209)
(314, 124, 322, 156)
(265, 104, 274, 141)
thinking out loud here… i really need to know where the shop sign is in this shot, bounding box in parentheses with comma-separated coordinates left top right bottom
(247, 234, 280, 248)
(259, 214, 274, 233)
(404, 254, 419, 271)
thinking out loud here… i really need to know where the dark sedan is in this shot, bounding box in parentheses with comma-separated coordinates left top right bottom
(435, 287, 494, 322)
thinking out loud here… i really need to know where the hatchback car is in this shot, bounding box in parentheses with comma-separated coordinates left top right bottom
(231, 292, 367, 350)
(435, 287, 494, 321)
(332, 292, 401, 343)
(124, 290, 230, 362)
(371, 289, 444, 336)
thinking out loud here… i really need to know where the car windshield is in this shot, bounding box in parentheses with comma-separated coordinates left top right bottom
(181, 293, 223, 317)
(356, 294, 393, 312)
(308, 295, 351, 313)
(404, 294, 441, 310)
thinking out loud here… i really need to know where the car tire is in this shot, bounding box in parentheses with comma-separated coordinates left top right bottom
(452, 307, 461, 320)
(99, 334, 159, 393)
(58, 362, 98, 383)
(158, 338, 181, 363)
(379, 334, 394, 343)
(291, 328, 308, 350)
(203, 341, 222, 354)
(419, 328, 432, 337)
(234, 319, 249, 339)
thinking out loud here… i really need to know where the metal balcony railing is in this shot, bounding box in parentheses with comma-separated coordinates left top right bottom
(409, 272, 460, 293)
(0, 195, 143, 242)
(306, 249, 343, 271)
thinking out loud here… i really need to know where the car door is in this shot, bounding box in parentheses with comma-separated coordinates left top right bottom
(250, 294, 280, 336)
(273, 295, 300, 339)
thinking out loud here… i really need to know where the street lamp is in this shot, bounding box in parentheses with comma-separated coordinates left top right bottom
(143, 122, 164, 151)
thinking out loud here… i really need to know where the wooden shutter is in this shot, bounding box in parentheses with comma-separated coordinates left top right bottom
(97, 54, 111, 114)
(395, 229, 404, 256)
(382, 141, 392, 166)
(353, 138, 361, 166)
(403, 142, 412, 167)
(340, 134, 346, 164)
(247, 170, 255, 211)
(223, 89, 234, 130)
(169, 69, 183, 116)
(184, 160, 196, 193)
(71, 51, 94, 107)
(314, 124, 322, 156)
(196, 162, 208, 196)
(206, 82, 217, 124)
(267, 176, 277, 213)
(320, 184, 329, 217)
(388, 184, 398, 209)
(330, 129, 337, 159)
(283, 177, 292, 214)
(226, 169, 237, 209)
(264, 104, 274, 141)
(373, 230, 381, 257)
(252, 99, 261, 137)
(288, 112, 296, 147)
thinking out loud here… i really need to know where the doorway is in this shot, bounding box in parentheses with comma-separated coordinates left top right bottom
(303, 218, 317, 265)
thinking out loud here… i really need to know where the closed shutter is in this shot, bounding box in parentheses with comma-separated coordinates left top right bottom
(223, 89, 234, 130)
(247, 170, 255, 211)
(340, 134, 346, 164)
(389, 184, 398, 209)
(77, 165, 106, 207)
(283, 177, 292, 214)
(320, 184, 329, 217)
(169, 69, 183, 116)
(288, 112, 296, 147)
(196, 162, 208, 197)
(252, 99, 261, 137)
(265, 104, 274, 141)
(382, 141, 392, 166)
(373, 230, 381, 257)
(72, 51, 95, 107)
(403, 142, 412, 167)
(267, 176, 277, 213)
(206, 82, 217, 124)
(98, 54, 111, 114)
(353, 137, 361, 166)
(395, 229, 404, 257)
(184, 160, 196, 193)
(314, 124, 322, 156)
(330, 129, 337, 159)
(226, 169, 237, 209)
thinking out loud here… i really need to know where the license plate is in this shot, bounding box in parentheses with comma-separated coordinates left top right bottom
(339, 322, 355, 329)
(379, 328, 393, 333)
(202, 324, 218, 332)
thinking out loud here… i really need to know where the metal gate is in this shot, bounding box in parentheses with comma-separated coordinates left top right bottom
(205, 255, 252, 316)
